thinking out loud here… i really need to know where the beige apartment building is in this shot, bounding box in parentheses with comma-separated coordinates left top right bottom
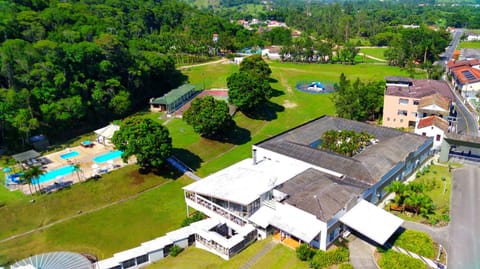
(383, 77, 453, 129)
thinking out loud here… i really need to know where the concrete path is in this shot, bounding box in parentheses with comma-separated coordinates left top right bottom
(167, 156, 202, 181)
(239, 240, 277, 269)
(391, 245, 443, 269)
(178, 59, 226, 70)
(349, 237, 378, 269)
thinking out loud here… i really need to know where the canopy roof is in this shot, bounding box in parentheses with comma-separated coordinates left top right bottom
(12, 150, 40, 163)
(340, 200, 403, 245)
(150, 84, 197, 105)
(94, 124, 120, 140)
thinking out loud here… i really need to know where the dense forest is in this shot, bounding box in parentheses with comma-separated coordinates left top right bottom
(0, 0, 257, 149)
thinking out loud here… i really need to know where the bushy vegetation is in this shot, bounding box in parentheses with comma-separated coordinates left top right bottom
(378, 249, 426, 269)
(169, 245, 183, 257)
(321, 129, 374, 157)
(296, 245, 349, 269)
(338, 264, 354, 269)
(181, 211, 206, 227)
(394, 230, 435, 258)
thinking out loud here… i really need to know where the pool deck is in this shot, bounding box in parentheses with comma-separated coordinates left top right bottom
(12, 143, 135, 195)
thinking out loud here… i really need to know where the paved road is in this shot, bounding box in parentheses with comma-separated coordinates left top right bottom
(449, 166, 480, 269)
(349, 237, 377, 269)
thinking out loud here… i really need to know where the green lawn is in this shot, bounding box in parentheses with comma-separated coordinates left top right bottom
(148, 239, 309, 269)
(459, 40, 480, 49)
(0, 177, 192, 264)
(359, 47, 388, 60)
(0, 60, 418, 265)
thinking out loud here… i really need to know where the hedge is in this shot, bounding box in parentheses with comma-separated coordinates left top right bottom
(378, 249, 426, 269)
(394, 230, 435, 258)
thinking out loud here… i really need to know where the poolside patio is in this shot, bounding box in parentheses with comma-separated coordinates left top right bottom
(8, 143, 135, 195)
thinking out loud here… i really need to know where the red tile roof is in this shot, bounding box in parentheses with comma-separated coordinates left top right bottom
(450, 66, 480, 84)
(417, 116, 449, 132)
(418, 93, 451, 113)
(447, 59, 480, 69)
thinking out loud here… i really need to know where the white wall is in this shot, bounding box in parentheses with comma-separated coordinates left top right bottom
(415, 126, 445, 150)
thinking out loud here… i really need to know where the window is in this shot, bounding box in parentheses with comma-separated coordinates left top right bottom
(413, 100, 420, 105)
(397, 110, 408, 116)
(399, 98, 409, 105)
(422, 132, 426, 136)
(400, 119, 403, 123)
(136, 255, 148, 265)
(436, 134, 441, 141)
(387, 117, 390, 121)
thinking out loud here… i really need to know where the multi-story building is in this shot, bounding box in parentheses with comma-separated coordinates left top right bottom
(183, 116, 432, 258)
(383, 77, 453, 129)
(447, 59, 480, 98)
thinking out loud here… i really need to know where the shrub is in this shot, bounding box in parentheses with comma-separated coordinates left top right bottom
(378, 249, 426, 269)
(338, 263, 354, 269)
(0, 201, 5, 208)
(441, 214, 450, 222)
(296, 243, 314, 261)
(311, 250, 328, 269)
(394, 230, 435, 258)
(181, 211, 205, 227)
(169, 245, 183, 257)
(328, 247, 349, 264)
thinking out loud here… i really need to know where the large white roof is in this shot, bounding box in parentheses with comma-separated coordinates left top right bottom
(183, 158, 310, 205)
(94, 124, 120, 139)
(96, 257, 120, 269)
(113, 246, 146, 262)
(141, 236, 173, 252)
(340, 200, 404, 245)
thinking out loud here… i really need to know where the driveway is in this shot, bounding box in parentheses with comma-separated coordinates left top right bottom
(349, 236, 378, 269)
(449, 166, 480, 269)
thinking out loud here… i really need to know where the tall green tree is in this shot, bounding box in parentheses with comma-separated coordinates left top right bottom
(239, 54, 271, 80)
(112, 117, 172, 169)
(22, 165, 45, 194)
(227, 71, 272, 112)
(183, 96, 233, 137)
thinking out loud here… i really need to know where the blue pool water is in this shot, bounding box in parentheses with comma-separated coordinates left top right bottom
(33, 165, 75, 184)
(93, 150, 123, 163)
(60, 151, 79, 159)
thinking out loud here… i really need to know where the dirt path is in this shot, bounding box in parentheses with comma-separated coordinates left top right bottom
(0, 180, 172, 244)
(178, 58, 227, 70)
(359, 53, 386, 62)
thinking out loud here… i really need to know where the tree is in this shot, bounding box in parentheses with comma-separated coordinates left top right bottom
(112, 117, 172, 169)
(227, 71, 272, 112)
(239, 54, 271, 80)
(22, 165, 45, 194)
(183, 96, 233, 137)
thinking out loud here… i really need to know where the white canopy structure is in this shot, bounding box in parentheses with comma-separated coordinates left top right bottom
(11, 251, 93, 269)
(94, 124, 120, 145)
(340, 200, 404, 245)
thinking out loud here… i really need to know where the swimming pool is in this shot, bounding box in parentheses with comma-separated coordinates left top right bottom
(60, 151, 79, 159)
(33, 165, 75, 184)
(93, 150, 123, 163)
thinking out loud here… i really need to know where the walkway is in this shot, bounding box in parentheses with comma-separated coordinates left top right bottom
(391, 245, 444, 269)
(167, 156, 202, 181)
(239, 240, 277, 269)
(177, 58, 227, 70)
(349, 237, 378, 269)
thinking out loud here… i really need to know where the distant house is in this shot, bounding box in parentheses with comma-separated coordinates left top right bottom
(415, 115, 449, 150)
(383, 76, 453, 128)
(149, 84, 199, 114)
(262, 46, 282, 60)
(447, 59, 480, 98)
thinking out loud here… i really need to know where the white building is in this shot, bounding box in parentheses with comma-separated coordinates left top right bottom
(415, 115, 449, 150)
(183, 116, 432, 258)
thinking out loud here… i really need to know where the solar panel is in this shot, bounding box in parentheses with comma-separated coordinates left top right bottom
(461, 70, 477, 81)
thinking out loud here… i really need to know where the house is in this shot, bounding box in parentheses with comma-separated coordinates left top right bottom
(262, 45, 282, 60)
(383, 77, 453, 128)
(149, 84, 199, 114)
(415, 115, 449, 150)
(447, 59, 480, 98)
(183, 116, 432, 258)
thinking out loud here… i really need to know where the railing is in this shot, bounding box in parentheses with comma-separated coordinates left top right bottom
(186, 193, 248, 226)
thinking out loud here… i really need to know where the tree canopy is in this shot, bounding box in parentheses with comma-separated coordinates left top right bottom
(112, 117, 172, 169)
(183, 96, 233, 137)
(333, 73, 385, 121)
(239, 54, 272, 80)
(321, 129, 374, 157)
(227, 71, 272, 112)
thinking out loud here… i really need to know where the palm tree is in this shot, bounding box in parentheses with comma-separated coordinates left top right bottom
(22, 165, 45, 195)
(73, 163, 82, 182)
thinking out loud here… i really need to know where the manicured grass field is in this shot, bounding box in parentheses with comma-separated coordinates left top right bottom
(148, 240, 308, 269)
(0, 60, 418, 265)
(359, 47, 388, 60)
(459, 40, 480, 49)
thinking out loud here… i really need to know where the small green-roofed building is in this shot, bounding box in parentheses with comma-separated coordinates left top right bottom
(149, 84, 199, 113)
